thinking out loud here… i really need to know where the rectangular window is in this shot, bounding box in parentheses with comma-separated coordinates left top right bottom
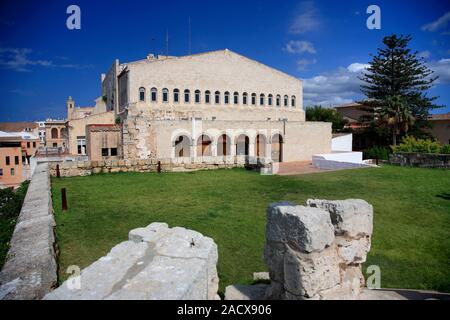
(6, 156, 10, 166)
(22, 156, 26, 163)
(15, 156, 19, 165)
(27, 142, 30, 148)
(174, 91, 179, 103)
(33, 142, 36, 148)
(163, 91, 168, 102)
(53, 143, 57, 147)
(205, 93, 210, 104)
(195, 93, 200, 103)
(10, 168, 14, 176)
(0, 168, 3, 176)
(102, 148, 109, 157)
(243, 95, 247, 105)
(110, 148, 118, 156)
(77, 136, 86, 155)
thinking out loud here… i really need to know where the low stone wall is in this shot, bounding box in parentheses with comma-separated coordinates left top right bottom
(48, 156, 270, 177)
(389, 152, 450, 168)
(0, 163, 57, 300)
(264, 199, 373, 300)
(44, 223, 219, 300)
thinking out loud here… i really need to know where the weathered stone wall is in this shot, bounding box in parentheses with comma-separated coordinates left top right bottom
(48, 157, 254, 177)
(264, 199, 373, 300)
(0, 163, 57, 300)
(390, 152, 450, 168)
(44, 223, 219, 300)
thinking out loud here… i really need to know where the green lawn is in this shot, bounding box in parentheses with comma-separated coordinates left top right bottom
(51, 166, 450, 293)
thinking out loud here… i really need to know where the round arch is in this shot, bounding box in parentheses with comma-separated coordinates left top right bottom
(197, 134, 212, 157)
(174, 135, 191, 157)
(255, 134, 267, 157)
(235, 134, 249, 156)
(217, 134, 231, 156)
(271, 133, 283, 162)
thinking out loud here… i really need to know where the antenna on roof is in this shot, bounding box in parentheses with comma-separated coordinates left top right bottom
(166, 28, 169, 56)
(188, 16, 191, 55)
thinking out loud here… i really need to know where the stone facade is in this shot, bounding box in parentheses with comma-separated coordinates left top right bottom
(85, 124, 122, 161)
(99, 49, 331, 163)
(263, 199, 373, 300)
(48, 157, 251, 177)
(44, 223, 219, 300)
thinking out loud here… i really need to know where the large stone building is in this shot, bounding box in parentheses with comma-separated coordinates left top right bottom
(97, 49, 331, 162)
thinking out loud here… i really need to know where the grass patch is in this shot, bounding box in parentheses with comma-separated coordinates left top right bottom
(52, 166, 450, 293)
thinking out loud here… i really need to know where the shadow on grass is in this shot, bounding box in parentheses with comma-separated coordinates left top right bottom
(436, 193, 450, 201)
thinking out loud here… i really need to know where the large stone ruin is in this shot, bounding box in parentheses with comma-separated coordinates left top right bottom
(264, 199, 373, 300)
(44, 223, 219, 300)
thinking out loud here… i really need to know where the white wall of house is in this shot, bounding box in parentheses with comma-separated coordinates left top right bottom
(331, 133, 353, 152)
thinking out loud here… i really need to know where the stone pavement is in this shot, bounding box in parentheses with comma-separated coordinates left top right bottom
(275, 161, 335, 175)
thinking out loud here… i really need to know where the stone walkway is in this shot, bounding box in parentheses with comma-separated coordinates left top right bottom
(274, 161, 333, 175)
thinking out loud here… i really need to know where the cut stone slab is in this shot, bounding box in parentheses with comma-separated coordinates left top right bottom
(266, 202, 335, 253)
(306, 199, 373, 238)
(224, 284, 268, 300)
(45, 222, 219, 300)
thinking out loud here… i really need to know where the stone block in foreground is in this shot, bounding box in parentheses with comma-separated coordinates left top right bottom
(44, 223, 219, 300)
(264, 199, 374, 300)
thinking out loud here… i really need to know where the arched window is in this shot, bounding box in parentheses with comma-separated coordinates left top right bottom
(251, 93, 256, 105)
(260, 94, 265, 106)
(243, 92, 248, 105)
(173, 89, 180, 103)
(162, 88, 169, 102)
(184, 89, 190, 103)
(205, 90, 211, 104)
(61, 127, 68, 139)
(151, 87, 157, 102)
(139, 87, 145, 102)
(224, 91, 230, 104)
(195, 90, 201, 103)
(268, 94, 273, 106)
(276, 95, 281, 107)
(291, 95, 296, 107)
(233, 92, 239, 105)
(284, 95, 288, 107)
(215, 91, 220, 104)
(51, 128, 58, 139)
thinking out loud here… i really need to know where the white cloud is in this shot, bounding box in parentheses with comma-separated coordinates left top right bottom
(303, 63, 367, 107)
(297, 58, 317, 71)
(289, 1, 321, 34)
(418, 51, 431, 59)
(0, 47, 91, 72)
(347, 63, 370, 73)
(284, 40, 316, 54)
(0, 47, 52, 72)
(421, 11, 450, 32)
(302, 58, 450, 107)
(429, 58, 450, 84)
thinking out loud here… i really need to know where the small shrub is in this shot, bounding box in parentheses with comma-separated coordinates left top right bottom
(441, 144, 450, 154)
(364, 146, 390, 163)
(392, 136, 442, 154)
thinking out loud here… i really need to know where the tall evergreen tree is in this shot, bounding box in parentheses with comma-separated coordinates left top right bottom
(360, 34, 440, 121)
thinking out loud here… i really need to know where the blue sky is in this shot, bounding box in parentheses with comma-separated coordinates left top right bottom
(0, 0, 449, 121)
